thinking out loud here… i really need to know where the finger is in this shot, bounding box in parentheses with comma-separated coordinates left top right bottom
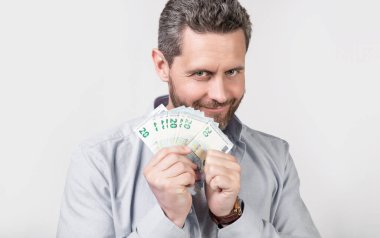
(171, 172, 196, 187)
(149, 146, 191, 167)
(164, 161, 197, 178)
(206, 150, 236, 162)
(204, 155, 240, 172)
(204, 164, 233, 185)
(156, 154, 197, 171)
(209, 175, 235, 191)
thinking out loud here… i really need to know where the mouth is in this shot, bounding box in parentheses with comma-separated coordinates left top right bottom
(201, 105, 229, 114)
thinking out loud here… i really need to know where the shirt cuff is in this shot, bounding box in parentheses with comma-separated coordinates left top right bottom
(136, 204, 189, 238)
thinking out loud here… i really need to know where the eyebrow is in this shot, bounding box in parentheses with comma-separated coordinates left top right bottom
(230, 66, 245, 71)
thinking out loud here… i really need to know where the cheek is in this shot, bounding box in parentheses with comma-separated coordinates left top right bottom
(175, 80, 207, 102)
(227, 79, 245, 98)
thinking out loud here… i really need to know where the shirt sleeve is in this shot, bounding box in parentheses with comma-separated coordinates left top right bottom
(57, 145, 190, 238)
(218, 150, 321, 238)
(56, 145, 116, 238)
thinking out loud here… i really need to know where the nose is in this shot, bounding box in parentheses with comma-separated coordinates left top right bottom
(207, 76, 227, 103)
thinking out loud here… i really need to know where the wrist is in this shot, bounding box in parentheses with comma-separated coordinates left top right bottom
(209, 197, 244, 228)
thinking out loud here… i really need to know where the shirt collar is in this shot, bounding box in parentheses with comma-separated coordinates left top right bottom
(154, 95, 169, 108)
(153, 95, 243, 143)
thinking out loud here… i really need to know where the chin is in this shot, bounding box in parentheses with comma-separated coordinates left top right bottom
(214, 116, 229, 129)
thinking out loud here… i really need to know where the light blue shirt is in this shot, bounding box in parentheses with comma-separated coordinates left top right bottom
(57, 95, 321, 238)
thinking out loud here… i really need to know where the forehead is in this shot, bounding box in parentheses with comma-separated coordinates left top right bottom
(174, 27, 246, 69)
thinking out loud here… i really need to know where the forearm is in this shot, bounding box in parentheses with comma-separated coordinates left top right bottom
(135, 204, 190, 238)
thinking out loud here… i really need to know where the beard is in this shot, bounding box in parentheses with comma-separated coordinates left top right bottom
(168, 76, 244, 130)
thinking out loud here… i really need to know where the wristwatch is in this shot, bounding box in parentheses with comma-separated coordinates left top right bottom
(209, 197, 244, 228)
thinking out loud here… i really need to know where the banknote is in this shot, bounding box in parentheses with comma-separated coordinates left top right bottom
(134, 104, 167, 153)
(134, 104, 234, 193)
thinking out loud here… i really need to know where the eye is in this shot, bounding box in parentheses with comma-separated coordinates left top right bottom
(194, 71, 208, 77)
(225, 69, 239, 77)
(191, 71, 211, 80)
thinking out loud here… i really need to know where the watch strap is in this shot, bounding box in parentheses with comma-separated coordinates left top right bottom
(209, 197, 244, 228)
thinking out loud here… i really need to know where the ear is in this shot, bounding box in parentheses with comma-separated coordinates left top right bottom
(152, 48, 170, 82)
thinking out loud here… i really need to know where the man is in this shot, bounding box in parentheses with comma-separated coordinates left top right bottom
(57, 0, 321, 237)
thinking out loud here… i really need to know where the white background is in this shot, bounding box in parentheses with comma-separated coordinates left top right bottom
(0, 0, 379, 237)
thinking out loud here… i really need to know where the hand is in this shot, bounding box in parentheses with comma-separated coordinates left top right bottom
(204, 150, 241, 217)
(143, 146, 196, 227)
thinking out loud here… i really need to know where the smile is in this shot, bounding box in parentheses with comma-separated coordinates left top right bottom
(201, 105, 229, 114)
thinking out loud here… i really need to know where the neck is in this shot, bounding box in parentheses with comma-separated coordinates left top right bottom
(166, 98, 175, 110)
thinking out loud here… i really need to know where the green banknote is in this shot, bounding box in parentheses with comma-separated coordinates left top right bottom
(134, 104, 234, 194)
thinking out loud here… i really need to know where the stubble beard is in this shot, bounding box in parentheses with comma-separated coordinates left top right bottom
(168, 76, 244, 130)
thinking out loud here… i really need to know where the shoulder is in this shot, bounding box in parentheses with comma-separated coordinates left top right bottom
(80, 117, 141, 148)
(242, 124, 289, 150)
(240, 124, 290, 169)
(71, 116, 145, 164)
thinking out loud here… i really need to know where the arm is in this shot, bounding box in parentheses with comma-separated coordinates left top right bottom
(57, 146, 115, 238)
(218, 150, 321, 238)
(57, 145, 191, 238)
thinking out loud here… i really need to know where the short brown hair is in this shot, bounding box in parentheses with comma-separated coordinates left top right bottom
(158, 0, 252, 66)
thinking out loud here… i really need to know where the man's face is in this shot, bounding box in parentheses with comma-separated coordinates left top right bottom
(166, 27, 246, 129)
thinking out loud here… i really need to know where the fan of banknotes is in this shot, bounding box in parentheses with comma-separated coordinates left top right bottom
(134, 104, 234, 173)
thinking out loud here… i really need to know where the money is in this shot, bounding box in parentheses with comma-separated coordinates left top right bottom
(134, 104, 234, 193)
(135, 104, 168, 153)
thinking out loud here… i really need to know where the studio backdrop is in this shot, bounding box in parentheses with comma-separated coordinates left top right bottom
(0, 0, 379, 237)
